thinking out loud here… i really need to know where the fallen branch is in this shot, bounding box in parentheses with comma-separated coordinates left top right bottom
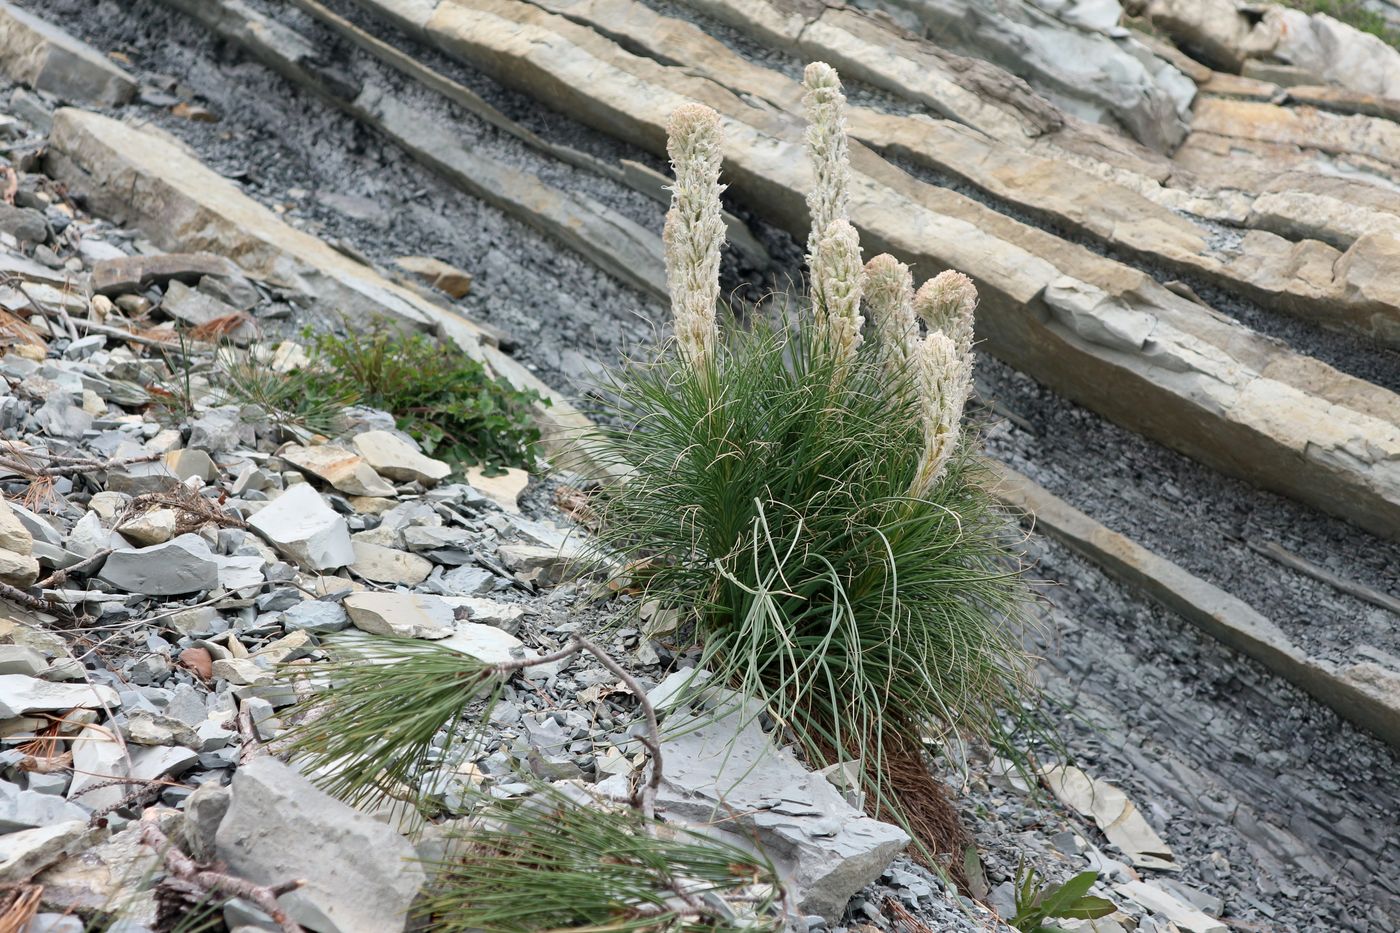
(1249, 540, 1400, 617)
(139, 815, 306, 933)
(36, 548, 112, 589)
(0, 581, 62, 615)
(0, 446, 162, 479)
(236, 702, 269, 764)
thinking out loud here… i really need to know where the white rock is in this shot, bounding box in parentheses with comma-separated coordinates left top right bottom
(1044, 765, 1174, 868)
(438, 623, 537, 668)
(247, 483, 354, 570)
(213, 554, 265, 593)
(65, 510, 120, 559)
(282, 444, 397, 498)
(67, 724, 129, 812)
(352, 430, 450, 485)
(349, 541, 432, 586)
(343, 592, 454, 639)
(0, 676, 119, 718)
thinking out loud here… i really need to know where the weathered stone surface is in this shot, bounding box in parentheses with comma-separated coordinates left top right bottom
(159, 280, 256, 342)
(852, 0, 1191, 150)
(465, 466, 528, 513)
(0, 780, 90, 832)
(0, 820, 89, 883)
(1043, 765, 1174, 868)
(115, 508, 176, 547)
(282, 599, 351, 633)
(162, 448, 217, 483)
(393, 255, 473, 298)
(1115, 880, 1228, 933)
(497, 542, 587, 586)
(282, 444, 397, 498)
(0, 0, 136, 106)
(91, 251, 240, 295)
(989, 462, 1400, 749)
(367, 0, 1400, 540)
(99, 534, 220, 595)
(217, 757, 425, 933)
(0, 547, 38, 587)
(153, 0, 667, 305)
(657, 705, 909, 921)
(343, 591, 455, 639)
(349, 541, 433, 585)
(1138, 0, 1400, 99)
(247, 483, 355, 570)
(437, 622, 536, 667)
(0, 497, 33, 556)
(352, 430, 450, 484)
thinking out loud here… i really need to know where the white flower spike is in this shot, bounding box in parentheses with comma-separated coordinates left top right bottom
(662, 103, 727, 369)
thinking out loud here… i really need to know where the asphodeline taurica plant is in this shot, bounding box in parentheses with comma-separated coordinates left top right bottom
(592, 62, 1035, 867)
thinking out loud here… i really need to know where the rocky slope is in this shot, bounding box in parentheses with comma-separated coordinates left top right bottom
(0, 0, 1395, 931)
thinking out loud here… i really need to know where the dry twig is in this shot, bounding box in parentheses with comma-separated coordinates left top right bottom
(139, 815, 306, 933)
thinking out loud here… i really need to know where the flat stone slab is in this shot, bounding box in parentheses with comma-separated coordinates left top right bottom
(217, 757, 425, 933)
(91, 252, 241, 295)
(989, 461, 1400, 750)
(343, 591, 454, 639)
(98, 533, 221, 596)
(0, 675, 119, 719)
(0, 0, 136, 106)
(656, 706, 909, 922)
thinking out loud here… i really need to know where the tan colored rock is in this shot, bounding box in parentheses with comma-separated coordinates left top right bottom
(1135, 0, 1273, 70)
(352, 430, 451, 485)
(394, 255, 473, 298)
(163, 448, 217, 483)
(0, 498, 33, 556)
(349, 541, 433, 586)
(281, 444, 397, 498)
(466, 466, 528, 514)
(1044, 765, 1174, 868)
(0, 549, 38, 588)
(347, 495, 399, 515)
(343, 591, 454, 638)
(116, 508, 177, 547)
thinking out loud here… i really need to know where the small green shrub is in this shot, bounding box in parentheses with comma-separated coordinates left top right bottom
(1280, 0, 1400, 46)
(215, 349, 359, 439)
(301, 321, 544, 473)
(1010, 865, 1116, 932)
